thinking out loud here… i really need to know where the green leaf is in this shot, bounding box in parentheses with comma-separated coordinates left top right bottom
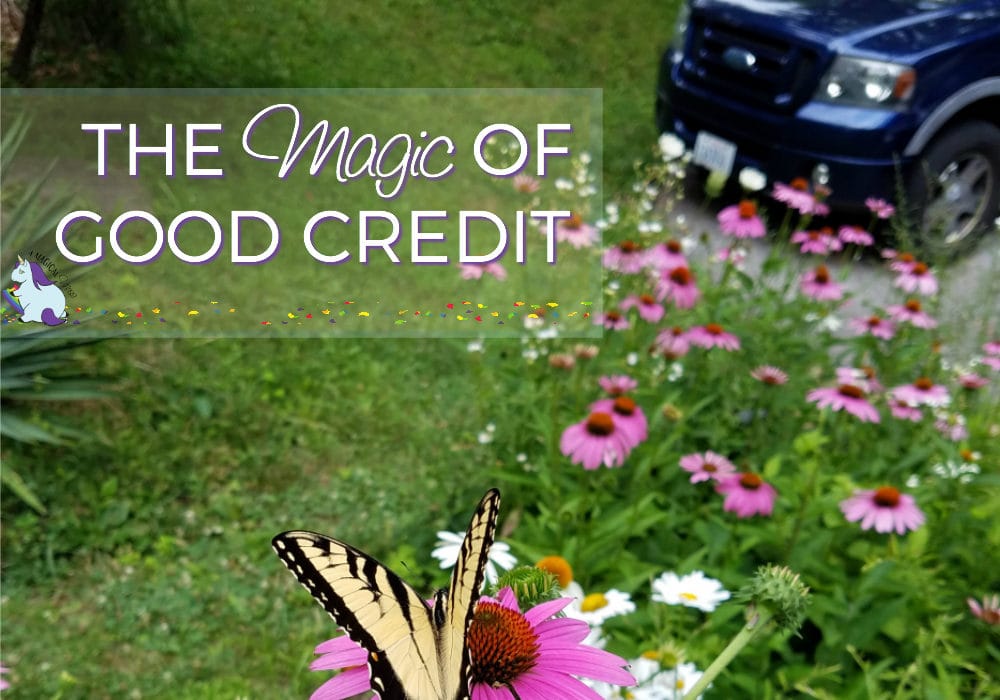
(0, 463, 47, 513)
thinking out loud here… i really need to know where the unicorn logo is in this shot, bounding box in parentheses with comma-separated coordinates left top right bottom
(8, 255, 67, 325)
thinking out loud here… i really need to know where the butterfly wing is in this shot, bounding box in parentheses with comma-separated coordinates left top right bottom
(272, 531, 446, 700)
(440, 488, 502, 700)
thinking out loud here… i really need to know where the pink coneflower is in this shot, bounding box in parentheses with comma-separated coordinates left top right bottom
(687, 323, 741, 351)
(603, 240, 647, 274)
(715, 245, 748, 269)
(599, 374, 637, 396)
(717, 200, 766, 238)
(887, 298, 938, 329)
(887, 251, 917, 273)
(595, 309, 630, 331)
(460, 262, 508, 281)
(619, 293, 665, 323)
(679, 451, 737, 483)
(889, 398, 922, 422)
(891, 377, 950, 407)
(838, 225, 874, 246)
(791, 228, 842, 255)
(849, 314, 896, 340)
(984, 340, 1000, 356)
(751, 365, 789, 385)
(645, 239, 688, 271)
(655, 265, 701, 309)
(894, 261, 938, 296)
(555, 213, 598, 249)
(560, 411, 634, 469)
(967, 594, 1000, 625)
(772, 177, 817, 215)
(653, 326, 691, 359)
(958, 372, 989, 389)
(590, 396, 648, 448)
(807, 383, 880, 422)
(934, 410, 967, 441)
(866, 197, 896, 219)
(309, 635, 376, 699)
(981, 355, 1000, 372)
(840, 486, 925, 534)
(716, 473, 777, 518)
(468, 587, 636, 699)
(513, 173, 541, 193)
(800, 264, 844, 301)
(835, 366, 883, 393)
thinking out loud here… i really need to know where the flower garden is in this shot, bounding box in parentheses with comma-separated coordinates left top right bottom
(2, 2, 999, 697)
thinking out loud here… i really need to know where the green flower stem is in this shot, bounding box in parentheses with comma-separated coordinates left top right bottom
(682, 605, 775, 700)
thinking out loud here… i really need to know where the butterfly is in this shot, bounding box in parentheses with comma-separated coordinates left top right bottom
(272, 488, 501, 700)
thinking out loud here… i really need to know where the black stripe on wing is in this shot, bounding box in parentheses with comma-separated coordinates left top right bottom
(272, 531, 436, 699)
(447, 489, 501, 700)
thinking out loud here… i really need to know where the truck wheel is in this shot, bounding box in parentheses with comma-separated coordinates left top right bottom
(908, 120, 1000, 258)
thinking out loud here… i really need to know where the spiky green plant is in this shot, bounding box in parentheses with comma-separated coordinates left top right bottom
(1, 116, 110, 513)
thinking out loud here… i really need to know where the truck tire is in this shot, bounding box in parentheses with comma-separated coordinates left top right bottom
(908, 120, 1000, 258)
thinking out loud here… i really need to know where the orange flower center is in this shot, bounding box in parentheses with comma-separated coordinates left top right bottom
(819, 226, 834, 237)
(791, 177, 809, 191)
(703, 464, 717, 473)
(912, 262, 928, 276)
(808, 231, 821, 241)
(619, 240, 641, 253)
(585, 412, 615, 436)
(669, 267, 692, 285)
(837, 384, 865, 399)
(861, 365, 877, 380)
(867, 316, 883, 327)
(640, 293, 656, 305)
(535, 555, 573, 588)
(705, 323, 724, 335)
(960, 448, 975, 461)
(738, 200, 757, 218)
(914, 377, 933, 391)
(814, 265, 830, 283)
(666, 239, 683, 253)
(605, 310, 622, 323)
(904, 299, 922, 312)
(613, 396, 636, 416)
(563, 213, 583, 229)
(469, 601, 539, 687)
(873, 486, 900, 507)
(739, 473, 763, 489)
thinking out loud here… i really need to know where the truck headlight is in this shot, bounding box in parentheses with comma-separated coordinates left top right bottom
(669, 3, 691, 63)
(815, 56, 916, 108)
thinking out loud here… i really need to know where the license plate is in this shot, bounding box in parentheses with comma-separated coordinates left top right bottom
(692, 131, 737, 178)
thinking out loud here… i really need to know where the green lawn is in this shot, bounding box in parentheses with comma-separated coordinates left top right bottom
(2, 1, 683, 697)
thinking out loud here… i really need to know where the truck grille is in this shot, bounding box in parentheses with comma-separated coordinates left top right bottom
(681, 16, 818, 113)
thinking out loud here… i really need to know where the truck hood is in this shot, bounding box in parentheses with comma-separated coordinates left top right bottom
(694, 0, 1000, 59)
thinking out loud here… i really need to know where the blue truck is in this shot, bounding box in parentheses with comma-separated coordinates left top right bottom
(656, 0, 1000, 255)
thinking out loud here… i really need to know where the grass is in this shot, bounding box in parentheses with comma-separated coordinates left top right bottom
(2, 2, 684, 695)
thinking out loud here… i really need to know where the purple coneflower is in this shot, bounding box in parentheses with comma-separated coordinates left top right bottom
(513, 173, 541, 193)
(968, 595, 1000, 625)
(957, 372, 989, 390)
(772, 177, 818, 215)
(840, 486, 925, 534)
(891, 377, 950, 407)
(590, 396, 648, 449)
(835, 366, 882, 393)
(687, 323, 740, 351)
(653, 326, 691, 359)
(750, 365, 789, 385)
(717, 200, 766, 239)
(865, 197, 896, 219)
(595, 309, 630, 331)
(619, 293, 665, 323)
(800, 264, 844, 301)
(887, 298, 937, 329)
(984, 340, 1000, 356)
(645, 239, 688, 271)
(679, 451, 737, 483)
(838, 225, 874, 246)
(603, 240, 647, 274)
(807, 383, 880, 422)
(599, 374, 637, 396)
(560, 411, 634, 469)
(716, 473, 777, 518)
(849, 314, 896, 340)
(655, 265, 701, 309)
(461, 262, 507, 281)
(888, 398, 922, 422)
(894, 261, 938, 296)
(791, 228, 842, 255)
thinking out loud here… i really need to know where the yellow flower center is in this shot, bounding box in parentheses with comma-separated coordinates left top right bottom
(679, 592, 698, 601)
(581, 592, 609, 612)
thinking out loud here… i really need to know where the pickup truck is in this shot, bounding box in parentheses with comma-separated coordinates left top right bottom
(656, 0, 1000, 255)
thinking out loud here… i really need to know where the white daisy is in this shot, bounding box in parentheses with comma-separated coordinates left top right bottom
(651, 570, 730, 613)
(430, 531, 516, 585)
(563, 582, 636, 626)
